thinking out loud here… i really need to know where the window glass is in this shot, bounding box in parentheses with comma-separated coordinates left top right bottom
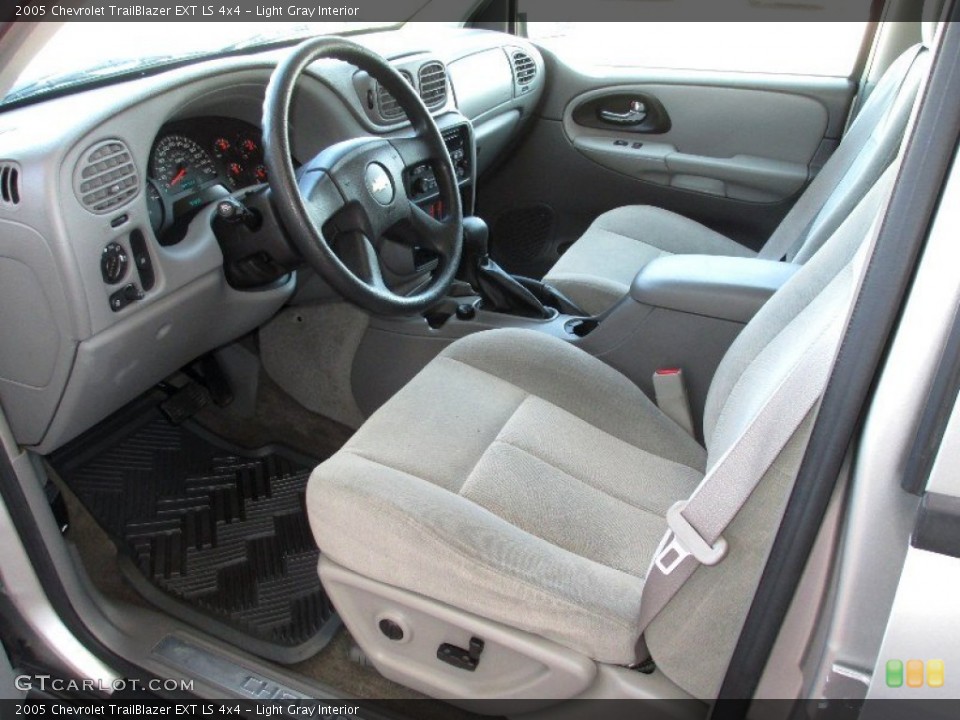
(3, 20, 463, 106)
(521, 12, 870, 77)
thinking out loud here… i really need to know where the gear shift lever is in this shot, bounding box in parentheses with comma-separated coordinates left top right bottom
(460, 217, 551, 319)
(461, 216, 491, 263)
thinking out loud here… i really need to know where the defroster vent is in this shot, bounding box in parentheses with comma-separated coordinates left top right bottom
(74, 139, 139, 214)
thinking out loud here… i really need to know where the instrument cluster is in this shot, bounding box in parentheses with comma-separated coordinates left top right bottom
(147, 116, 268, 245)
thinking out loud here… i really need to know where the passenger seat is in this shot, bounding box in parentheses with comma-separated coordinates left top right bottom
(542, 24, 935, 315)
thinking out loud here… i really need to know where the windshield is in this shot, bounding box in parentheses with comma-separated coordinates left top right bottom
(2, 21, 414, 107)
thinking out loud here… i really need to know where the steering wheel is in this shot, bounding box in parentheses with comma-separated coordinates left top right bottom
(263, 37, 463, 316)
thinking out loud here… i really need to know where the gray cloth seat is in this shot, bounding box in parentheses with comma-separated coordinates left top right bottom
(307, 163, 896, 697)
(312, 328, 706, 664)
(543, 39, 929, 315)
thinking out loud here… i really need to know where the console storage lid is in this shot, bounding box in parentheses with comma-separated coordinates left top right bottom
(630, 254, 800, 323)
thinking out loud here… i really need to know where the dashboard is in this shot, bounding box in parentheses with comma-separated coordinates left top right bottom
(0, 27, 546, 454)
(147, 117, 270, 244)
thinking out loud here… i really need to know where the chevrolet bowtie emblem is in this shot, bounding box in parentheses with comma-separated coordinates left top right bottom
(365, 163, 395, 205)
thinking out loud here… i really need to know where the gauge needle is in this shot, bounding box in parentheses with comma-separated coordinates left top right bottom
(170, 167, 187, 186)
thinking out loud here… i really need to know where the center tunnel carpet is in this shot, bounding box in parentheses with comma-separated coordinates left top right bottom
(48, 394, 339, 664)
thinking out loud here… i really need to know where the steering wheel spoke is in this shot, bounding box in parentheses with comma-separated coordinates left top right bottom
(298, 169, 345, 229)
(407, 201, 460, 260)
(390, 135, 436, 169)
(333, 230, 388, 292)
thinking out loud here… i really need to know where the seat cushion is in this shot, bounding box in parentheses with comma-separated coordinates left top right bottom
(543, 205, 755, 315)
(307, 328, 706, 664)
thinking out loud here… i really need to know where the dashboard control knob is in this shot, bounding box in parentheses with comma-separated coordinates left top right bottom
(123, 284, 144, 303)
(101, 242, 128, 284)
(108, 283, 143, 312)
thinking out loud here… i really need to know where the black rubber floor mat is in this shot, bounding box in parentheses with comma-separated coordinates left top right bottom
(49, 395, 339, 663)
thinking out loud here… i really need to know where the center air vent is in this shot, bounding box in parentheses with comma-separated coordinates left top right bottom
(512, 51, 537, 86)
(74, 139, 139, 214)
(0, 162, 20, 207)
(377, 70, 414, 121)
(418, 62, 448, 109)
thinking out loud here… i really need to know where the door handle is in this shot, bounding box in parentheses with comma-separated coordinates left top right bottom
(599, 100, 647, 126)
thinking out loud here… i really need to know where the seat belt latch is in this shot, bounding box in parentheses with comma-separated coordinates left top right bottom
(654, 501, 728, 575)
(653, 368, 696, 437)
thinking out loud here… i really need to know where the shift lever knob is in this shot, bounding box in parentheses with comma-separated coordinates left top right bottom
(462, 216, 489, 259)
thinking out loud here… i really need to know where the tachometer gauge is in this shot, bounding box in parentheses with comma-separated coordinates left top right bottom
(150, 134, 218, 195)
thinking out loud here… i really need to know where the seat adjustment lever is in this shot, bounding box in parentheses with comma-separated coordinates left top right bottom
(437, 636, 484, 672)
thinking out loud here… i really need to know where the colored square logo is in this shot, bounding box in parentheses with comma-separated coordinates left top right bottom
(907, 660, 924, 688)
(886, 659, 944, 688)
(886, 659, 904, 688)
(928, 660, 945, 688)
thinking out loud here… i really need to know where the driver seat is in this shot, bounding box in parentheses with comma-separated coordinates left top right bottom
(306, 168, 894, 701)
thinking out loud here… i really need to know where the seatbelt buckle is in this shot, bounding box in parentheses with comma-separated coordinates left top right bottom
(653, 368, 696, 437)
(654, 501, 728, 575)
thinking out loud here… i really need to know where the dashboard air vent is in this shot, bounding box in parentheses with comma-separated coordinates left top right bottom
(418, 62, 448, 109)
(512, 51, 537, 85)
(0, 162, 20, 207)
(377, 70, 414, 121)
(74, 139, 139, 214)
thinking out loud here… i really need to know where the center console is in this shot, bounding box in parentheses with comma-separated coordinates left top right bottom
(575, 255, 799, 438)
(353, 252, 799, 441)
(406, 124, 472, 206)
(626, 254, 798, 323)
(406, 123, 474, 217)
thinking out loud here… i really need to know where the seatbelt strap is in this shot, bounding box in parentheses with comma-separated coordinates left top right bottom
(636, 157, 904, 638)
(633, 42, 925, 646)
(653, 368, 696, 437)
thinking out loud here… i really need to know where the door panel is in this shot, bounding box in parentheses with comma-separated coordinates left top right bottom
(566, 83, 829, 202)
(478, 53, 857, 277)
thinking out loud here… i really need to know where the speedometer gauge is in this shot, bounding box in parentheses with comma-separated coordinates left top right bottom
(150, 135, 218, 195)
